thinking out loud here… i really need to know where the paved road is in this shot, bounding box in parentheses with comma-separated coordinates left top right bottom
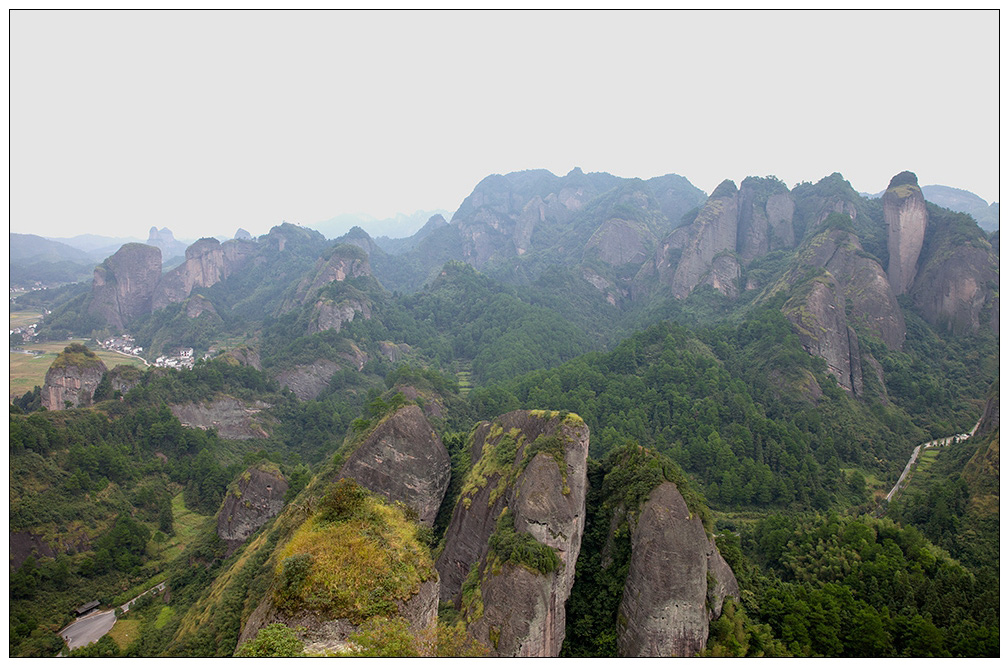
(59, 610, 117, 651)
(58, 582, 167, 653)
(883, 418, 982, 506)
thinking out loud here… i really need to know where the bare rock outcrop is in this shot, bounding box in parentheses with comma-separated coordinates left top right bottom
(669, 181, 739, 298)
(617, 481, 739, 657)
(737, 177, 795, 262)
(274, 346, 367, 400)
(911, 240, 999, 335)
(170, 397, 272, 439)
(308, 297, 371, 335)
(41, 343, 108, 410)
(217, 463, 287, 551)
(106, 364, 143, 396)
(883, 171, 928, 295)
(88, 243, 162, 329)
(783, 277, 864, 395)
(339, 405, 450, 526)
(294, 245, 371, 305)
(152, 237, 256, 310)
(584, 218, 657, 267)
(436, 410, 590, 656)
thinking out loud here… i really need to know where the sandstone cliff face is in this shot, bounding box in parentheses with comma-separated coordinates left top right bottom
(883, 172, 928, 296)
(107, 364, 143, 396)
(308, 297, 371, 335)
(41, 345, 108, 410)
(88, 243, 162, 329)
(737, 180, 795, 262)
(296, 245, 371, 303)
(798, 227, 906, 350)
(783, 277, 864, 395)
(339, 405, 450, 526)
(152, 237, 257, 310)
(436, 410, 589, 656)
(669, 182, 739, 298)
(274, 345, 367, 400)
(584, 218, 657, 266)
(170, 397, 273, 439)
(617, 482, 739, 657)
(911, 242, 999, 335)
(217, 464, 288, 550)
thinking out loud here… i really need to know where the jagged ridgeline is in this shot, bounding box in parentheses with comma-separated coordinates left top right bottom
(10, 166, 999, 657)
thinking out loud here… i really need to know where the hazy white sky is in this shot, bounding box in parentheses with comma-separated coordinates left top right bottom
(9, 9, 999, 241)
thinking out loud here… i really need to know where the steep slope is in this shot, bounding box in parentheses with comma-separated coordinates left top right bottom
(41, 343, 108, 410)
(87, 242, 162, 330)
(216, 462, 288, 554)
(618, 481, 739, 656)
(338, 404, 451, 526)
(436, 410, 590, 656)
(910, 204, 999, 335)
(883, 171, 928, 295)
(152, 237, 257, 310)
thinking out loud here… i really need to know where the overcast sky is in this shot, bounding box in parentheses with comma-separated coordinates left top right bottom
(9, 10, 999, 241)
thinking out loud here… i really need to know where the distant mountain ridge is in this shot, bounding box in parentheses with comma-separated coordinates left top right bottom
(308, 209, 452, 240)
(863, 184, 998, 233)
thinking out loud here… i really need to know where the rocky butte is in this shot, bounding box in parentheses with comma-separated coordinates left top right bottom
(617, 481, 739, 657)
(41, 343, 108, 410)
(339, 404, 451, 526)
(436, 410, 590, 657)
(87, 243, 162, 330)
(883, 171, 928, 296)
(216, 462, 288, 555)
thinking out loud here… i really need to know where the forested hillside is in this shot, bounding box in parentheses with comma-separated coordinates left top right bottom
(9, 167, 999, 657)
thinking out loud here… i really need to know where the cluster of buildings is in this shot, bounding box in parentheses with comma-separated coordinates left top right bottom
(9, 322, 38, 343)
(154, 347, 197, 369)
(98, 334, 144, 357)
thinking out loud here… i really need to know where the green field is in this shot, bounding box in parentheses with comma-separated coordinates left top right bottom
(9, 337, 147, 400)
(160, 492, 213, 563)
(107, 618, 141, 650)
(9, 308, 45, 328)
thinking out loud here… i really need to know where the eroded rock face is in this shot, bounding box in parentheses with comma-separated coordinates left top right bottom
(737, 182, 795, 262)
(107, 364, 143, 396)
(883, 171, 928, 295)
(911, 243, 999, 335)
(41, 346, 108, 410)
(670, 183, 739, 298)
(584, 218, 656, 266)
(617, 482, 739, 657)
(217, 465, 288, 549)
(783, 278, 864, 395)
(308, 297, 371, 335)
(799, 227, 906, 350)
(170, 397, 272, 439)
(339, 405, 450, 526)
(274, 349, 367, 400)
(88, 243, 162, 329)
(700, 254, 741, 299)
(152, 237, 256, 310)
(297, 245, 371, 303)
(436, 410, 590, 656)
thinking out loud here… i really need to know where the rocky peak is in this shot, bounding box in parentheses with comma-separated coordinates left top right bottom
(217, 462, 288, 554)
(436, 410, 590, 656)
(883, 171, 928, 295)
(152, 236, 257, 310)
(737, 176, 795, 262)
(339, 404, 450, 526)
(668, 185, 740, 298)
(41, 343, 108, 410)
(87, 242, 162, 329)
(617, 481, 739, 657)
(234, 228, 253, 240)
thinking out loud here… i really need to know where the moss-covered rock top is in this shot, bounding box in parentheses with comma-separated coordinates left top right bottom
(50, 343, 106, 372)
(273, 479, 435, 624)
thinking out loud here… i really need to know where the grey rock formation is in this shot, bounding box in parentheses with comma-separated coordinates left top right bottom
(217, 464, 288, 549)
(88, 243, 162, 329)
(234, 228, 253, 241)
(436, 410, 590, 656)
(617, 482, 739, 657)
(783, 277, 864, 395)
(106, 364, 143, 396)
(669, 182, 739, 298)
(584, 218, 657, 266)
(41, 345, 108, 410)
(911, 242, 999, 335)
(152, 237, 256, 310)
(170, 397, 273, 439)
(883, 171, 928, 295)
(339, 405, 451, 526)
(274, 347, 367, 400)
(308, 297, 371, 335)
